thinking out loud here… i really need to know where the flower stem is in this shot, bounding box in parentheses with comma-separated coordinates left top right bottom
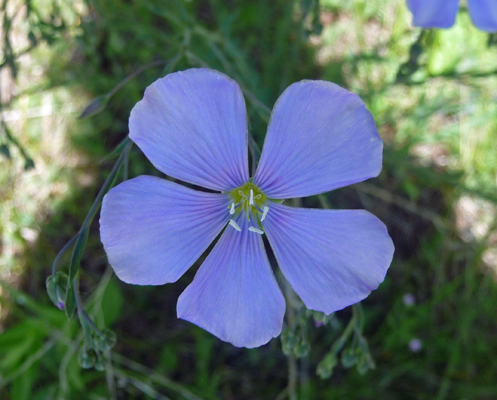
(107, 60, 168, 99)
(248, 133, 261, 176)
(51, 234, 78, 277)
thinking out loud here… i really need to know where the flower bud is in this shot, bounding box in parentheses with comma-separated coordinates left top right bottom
(316, 352, 337, 379)
(294, 340, 310, 358)
(79, 348, 98, 369)
(46, 272, 69, 310)
(94, 329, 117, 351)
(341, 348, 358, 368)
(280, 328, 297, 356)
(79, 96, 109, 119)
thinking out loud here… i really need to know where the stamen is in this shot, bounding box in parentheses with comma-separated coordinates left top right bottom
(229, 220, 241, 231)
(249, 189, 254, 205)
(230, 203, 236, 215)
(254, 194, 262, 200)
(261, 206, 269, 222)
(249, 226, 264, 234)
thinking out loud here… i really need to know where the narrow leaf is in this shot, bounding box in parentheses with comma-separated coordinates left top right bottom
(79, 95, 109, 119)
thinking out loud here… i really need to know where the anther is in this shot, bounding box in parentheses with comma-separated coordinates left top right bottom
(249, 189, 254, 205)
(261, 206, 269, 222)
(230, 203, 236, 215)
(249, 226, 264, 234)
(229, 220, 241, 231)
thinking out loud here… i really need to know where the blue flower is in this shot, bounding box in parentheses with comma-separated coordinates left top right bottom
(407, 0, 497, 31)
(100, 68, 394, 348)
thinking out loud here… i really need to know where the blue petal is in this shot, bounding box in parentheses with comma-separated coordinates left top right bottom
(177, 217, 285, 348)
(253, 80, 383, 199)
(406, 0, 459, 29)
(263, 203, 394, 314)
(100, 176, 231, 285)
(129, 69, 249, 191)
(468, 0, 497, 32)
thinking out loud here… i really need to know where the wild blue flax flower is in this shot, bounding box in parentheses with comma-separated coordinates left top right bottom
(100, 69, 394, 348)
(407, 0, 497, 31)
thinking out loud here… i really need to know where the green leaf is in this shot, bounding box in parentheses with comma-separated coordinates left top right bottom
(66, 354, 85, 390)
(0, 319, 47, 349)
(101, 137, 131, 162)
(68, 227, 89, 282)
(11, 363, 38, 400)
(45, 276, 58, 307)
(46, 272, 69, 310)
(0, 334, 36, 371)
(64, 281, 76, 318)
(79, 95, 109, 119)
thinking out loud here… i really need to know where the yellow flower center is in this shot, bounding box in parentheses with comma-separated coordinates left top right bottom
(227, 182, 269, 234)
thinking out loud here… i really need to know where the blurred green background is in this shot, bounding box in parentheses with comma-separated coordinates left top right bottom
(1, 0, 497, 399)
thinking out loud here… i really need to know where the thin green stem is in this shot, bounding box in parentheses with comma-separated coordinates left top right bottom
(81, 140, 132, 229)
(102, 136, 131, 162)
(113, 369, 172, 400)
(73, 276, 104, 340)
(83, 310, 103, 337)
(122, 141, 132, 181)
(0, 338, 55, 386)
(248, 133, 261, 176)
(242, 88, 271, 115)
(112, 353, 203, 400)
(107, 60, 167, 99)
(1, 120, 34, 164)
(291, 306, 305, 334)
(52, 234, 78, 276)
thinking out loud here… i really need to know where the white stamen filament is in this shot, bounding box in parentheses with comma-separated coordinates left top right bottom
(230, 203, 236, 215)
(261, 206, 269, 222)
(249, 189, 254, 205)
(249, 226, 264, 234)
(229, 220, 241, 231)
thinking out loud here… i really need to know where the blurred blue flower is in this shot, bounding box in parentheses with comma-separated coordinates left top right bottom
(407, 0, 497, 32)
(100, 69, 394, 348)
(403, 293, 416, 307)
(409, 338, 423, 352)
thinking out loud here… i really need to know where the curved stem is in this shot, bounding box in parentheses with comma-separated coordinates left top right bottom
(73, 276, 103, 338)
(107, 60, 167, 99)
(248, 133, 261, 176)
(81, 140, 132, 229)
(51, 234, 78, 276)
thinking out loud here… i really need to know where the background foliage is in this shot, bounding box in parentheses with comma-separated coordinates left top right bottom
(1, 0, 497, 399)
